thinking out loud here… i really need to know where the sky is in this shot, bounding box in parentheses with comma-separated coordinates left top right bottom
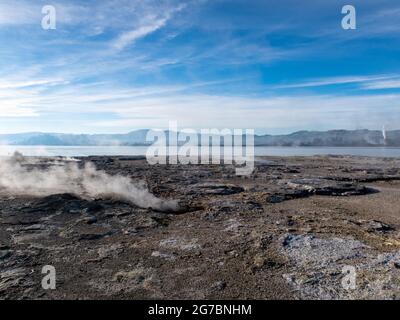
(0, 0, 400, 134)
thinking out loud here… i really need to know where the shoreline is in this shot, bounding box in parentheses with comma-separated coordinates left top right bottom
(2, 147, 400, 159)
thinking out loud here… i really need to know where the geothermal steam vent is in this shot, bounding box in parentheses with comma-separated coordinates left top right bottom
(0, 153, 179, 213)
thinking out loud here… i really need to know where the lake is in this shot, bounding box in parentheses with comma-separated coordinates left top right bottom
(1, 145, 400, 158)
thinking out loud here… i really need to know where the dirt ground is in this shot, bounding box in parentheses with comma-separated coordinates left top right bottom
(1, 155, 400, 299)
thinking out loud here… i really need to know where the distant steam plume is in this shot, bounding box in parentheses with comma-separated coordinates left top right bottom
(382, 125, 387, 145)
(0, 153, 179, 212)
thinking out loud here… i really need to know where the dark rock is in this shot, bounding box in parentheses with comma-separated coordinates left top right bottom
(257, 234, 273, 249)
(32, 194, 108, 216)
(288, 178, 376, 196)
(118, 156, 146, 161)
(30, 193, 88, 216)
(21, 224, 45, 231)
(211, 281, 226, 292)
(35, 193, 80, 207)
(0, 250, 11, 260)
(79, 216, 98, 225)
(83, 202, 104, 214)
(366, 220, 394, 233)
(284, 188, 311, 199)
(266, 189, 311, 203)
(263, 258, 283, 269)
(123, 227, 138, 235)
(63, 200, 84, 214)
(266, 194, 285, 204)
(78, 231, 114, 241)
(187, 183, 244, 195)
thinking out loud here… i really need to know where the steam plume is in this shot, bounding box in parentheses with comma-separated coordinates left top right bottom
(0, 153, 179, 212)
(382, 125, 387, 145)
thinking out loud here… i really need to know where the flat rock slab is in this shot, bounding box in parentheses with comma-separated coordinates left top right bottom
(281, 234, 400, 299)
(351, 219, 395, 233)
(266, 189, 311, 204)
(186, 183, 244, 195)
(287, 178, 375, 196)
(282, 234, 368, 267)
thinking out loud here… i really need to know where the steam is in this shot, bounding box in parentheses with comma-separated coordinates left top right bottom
(382, 125, 387, 145)
(0, 153, 179, 212)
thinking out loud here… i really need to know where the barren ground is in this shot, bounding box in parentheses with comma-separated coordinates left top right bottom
(1, 155, 400, 299)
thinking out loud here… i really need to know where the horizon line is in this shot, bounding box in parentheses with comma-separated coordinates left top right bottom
(0, 128, 398, 136)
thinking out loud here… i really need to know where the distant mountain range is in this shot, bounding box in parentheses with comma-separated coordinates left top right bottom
(253, 129, 399, 147)
(0, 129, 398, 147)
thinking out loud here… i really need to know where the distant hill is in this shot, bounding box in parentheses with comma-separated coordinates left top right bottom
(254, 129, 400, 147)
(0, 130, 151, 146)
(0, 129, 399, 147)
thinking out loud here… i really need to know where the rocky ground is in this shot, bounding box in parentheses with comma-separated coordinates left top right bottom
(1, 155, 400, 300)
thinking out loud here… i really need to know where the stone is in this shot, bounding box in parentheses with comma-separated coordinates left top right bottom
(266, 189, 311, 204)
(0, 250, 11, 260)
(78, 231, 114, 241)
(287, 178, 375, 196)
(187, 183, 244, 195)
(79, 216, 98, 224)
(211, 281, 226, 291)
(366, 220, 394, 233)
(151, 251, 176, 261)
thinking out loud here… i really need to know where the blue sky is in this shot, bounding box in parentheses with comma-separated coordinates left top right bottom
(0, 0, 400, 134)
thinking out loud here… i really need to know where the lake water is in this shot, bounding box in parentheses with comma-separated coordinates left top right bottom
(1, 145, 400, 158)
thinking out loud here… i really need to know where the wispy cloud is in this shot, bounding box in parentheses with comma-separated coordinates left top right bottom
(275, 75, 397, 89)
(112, 17, 169, 51)
(362, 79, 400, 90)
(111, 3, 187, 51)
(0, 79, 67, 90)
(0, 1, 39, 25)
